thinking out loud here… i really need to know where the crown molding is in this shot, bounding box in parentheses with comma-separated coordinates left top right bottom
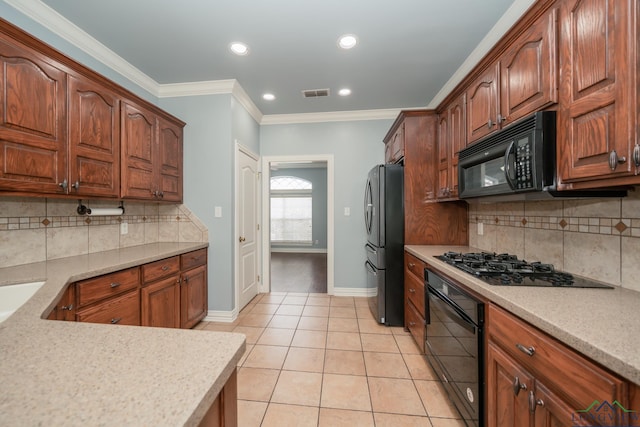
(5, 0, 160, 96)
(261, 108, 401, 125)
(231, 81, 264, 124)
(426, 0, 536, 108)
(157, 80, 236, 97)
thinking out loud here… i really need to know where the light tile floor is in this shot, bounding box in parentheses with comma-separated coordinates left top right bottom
(196, 292, 466, 427)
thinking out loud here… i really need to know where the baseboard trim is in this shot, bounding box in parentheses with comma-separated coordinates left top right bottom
(332, 287, 377, 297)
(204, 308, 238, 323)
(270, 248, 328, 254)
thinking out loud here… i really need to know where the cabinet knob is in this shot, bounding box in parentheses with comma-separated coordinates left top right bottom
(608, 150, 627, 171)
(183, 276, 189, 283)
(58, 179, 68, 190)
(528, 391, 544, 413)
(409, 321, 416, 327)
(110, 317, 122, 324)
(633, 144, 640, 168)
(487, 119, 494, 129)
(71, 181, 80, 191)
(408, 288, 416, 293)
(515, 343, 536, 357)
(498, 114, 507, 123)
(512, 376, 527, 396)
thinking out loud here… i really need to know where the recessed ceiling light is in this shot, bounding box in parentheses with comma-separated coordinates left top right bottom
(338, 34, 358, 50)
(229, 42, 249, 56)
(338, 88, 352, 96)
(263, 93, 276, 101)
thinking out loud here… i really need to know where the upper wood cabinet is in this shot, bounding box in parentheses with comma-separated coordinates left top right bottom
(556, 0, 638, 187)
(0, 19, 185, 201)
(466, 6, 558, 145)
(121, 102, 184, 202)
(466, 64, 500, 144)
(0, 37, 67, 194)
(384, 122, 405, 164)
(500, 7, 558, 126)
(437, 93, 466, 200)
(384, 110, 468, 245)
(68, 73, 120, 197)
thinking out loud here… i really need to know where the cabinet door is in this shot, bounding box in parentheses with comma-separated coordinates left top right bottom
(157, 117, 183, 202)
(181, 264, 207, 329)
(0, 38, 67, 194)
(437, 113, 450, 198)
(141, 275, 181, 328)
(487, 342, 535, 427)
(68, 74, 120, 197)
(557, 0, 634, 182)
(121, 101, 156, 199)
(467, 64, 500, 143)
(500, 8, 558, 126)
(448, 94, 466, 197)
(531, 381, 593, 427)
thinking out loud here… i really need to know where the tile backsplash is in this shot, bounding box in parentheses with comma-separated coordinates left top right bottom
(468, 190, 640, 292)
(0, 197, 208, 268)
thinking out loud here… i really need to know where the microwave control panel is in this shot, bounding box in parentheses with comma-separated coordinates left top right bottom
(515, 138, 534, 189)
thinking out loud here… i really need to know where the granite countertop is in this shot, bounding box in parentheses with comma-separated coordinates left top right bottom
(0, 243, 246, 426)
(406, 245, 640, 385)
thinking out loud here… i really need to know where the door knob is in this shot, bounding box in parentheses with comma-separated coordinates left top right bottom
(239, 236, 246, 242)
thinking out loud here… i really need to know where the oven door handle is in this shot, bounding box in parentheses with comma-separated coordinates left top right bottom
(428, 286, 476, 334)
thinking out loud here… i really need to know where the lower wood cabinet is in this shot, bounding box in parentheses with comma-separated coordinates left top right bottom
(48, 249, 207, 330)
(486, 303, 628, 427)
(198, 369, 238, 427)
(404, 251, 427, 353)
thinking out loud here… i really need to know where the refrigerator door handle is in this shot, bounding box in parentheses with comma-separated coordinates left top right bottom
(365, 243, 377, 255)
(365, 260, 377, 275)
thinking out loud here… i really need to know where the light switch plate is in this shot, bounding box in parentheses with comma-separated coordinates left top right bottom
(477, 222, 484, 236)
(215, 206, 222, 217)
(120, 222, 128, 235)
(344, 207, 351, 216)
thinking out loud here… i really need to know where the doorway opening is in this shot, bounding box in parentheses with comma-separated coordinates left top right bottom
(261, 155, 334, 295)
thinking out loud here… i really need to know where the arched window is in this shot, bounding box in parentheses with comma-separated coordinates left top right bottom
(270, 176, 312, 244)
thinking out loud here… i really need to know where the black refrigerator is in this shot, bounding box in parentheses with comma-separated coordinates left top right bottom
(364, 164, 404, 326)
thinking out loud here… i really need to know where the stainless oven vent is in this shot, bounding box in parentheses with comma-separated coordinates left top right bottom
(302, 88, 330, 98)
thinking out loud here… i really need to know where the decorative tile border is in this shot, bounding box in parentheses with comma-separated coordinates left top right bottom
(0, 214, 175, 231)
(469, 214, 637, 237)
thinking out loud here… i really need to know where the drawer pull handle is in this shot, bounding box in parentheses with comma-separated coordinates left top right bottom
(408, 321, 416, 327)
(512, 376, 527, 396)
(408, 262, 415, 268)
(408, 288, 415, 293)
(528, 391, 544, 413)
(60, 304, 73, 311)
(110, 282, 120, 288)
(161, 265, 169, 271)
(110, 317, 122, 324)
(516, 343, 535, 357)
(183, 276, 189, 283)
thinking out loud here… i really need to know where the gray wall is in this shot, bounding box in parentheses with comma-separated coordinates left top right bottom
(261, 121, 390, 289)
(270, 167, 328, 250)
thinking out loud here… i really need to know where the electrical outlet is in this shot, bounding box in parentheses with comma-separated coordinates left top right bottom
(120, 222, 128, 235)
(477, 222, 484, 236)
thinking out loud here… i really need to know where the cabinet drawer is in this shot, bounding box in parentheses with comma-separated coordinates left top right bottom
(76, 267, 139, 308)
(405, 299, 425, 353)
(142, 256, 180, 283)
(405, 252, 427, 281)
(76, 289, 140, 326)
(487, 304, 627, 408)
(405, 272, 425, 315)
(181, 248, 207, 271)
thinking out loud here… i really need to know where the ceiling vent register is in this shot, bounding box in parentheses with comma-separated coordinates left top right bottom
(302, 88, 330, 98)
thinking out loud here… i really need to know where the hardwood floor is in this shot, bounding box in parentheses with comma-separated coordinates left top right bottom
(270, 252, 327, 293)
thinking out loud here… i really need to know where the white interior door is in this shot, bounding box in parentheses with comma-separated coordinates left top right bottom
(238, 148, 259, 310)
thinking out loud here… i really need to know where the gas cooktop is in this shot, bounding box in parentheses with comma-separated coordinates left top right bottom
(435, 252, 613, 288)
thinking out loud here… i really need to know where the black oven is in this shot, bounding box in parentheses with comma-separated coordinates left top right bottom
(425, 268, 484, 427)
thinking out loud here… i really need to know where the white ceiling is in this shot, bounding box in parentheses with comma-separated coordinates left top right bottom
(9, 0, 535, 118)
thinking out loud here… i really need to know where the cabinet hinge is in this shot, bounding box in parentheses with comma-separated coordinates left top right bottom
(257, 275, 260, 282)
(257, 223, 260, 231)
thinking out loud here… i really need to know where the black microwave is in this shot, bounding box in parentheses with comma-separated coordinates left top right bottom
(458, 111, 625, 200)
